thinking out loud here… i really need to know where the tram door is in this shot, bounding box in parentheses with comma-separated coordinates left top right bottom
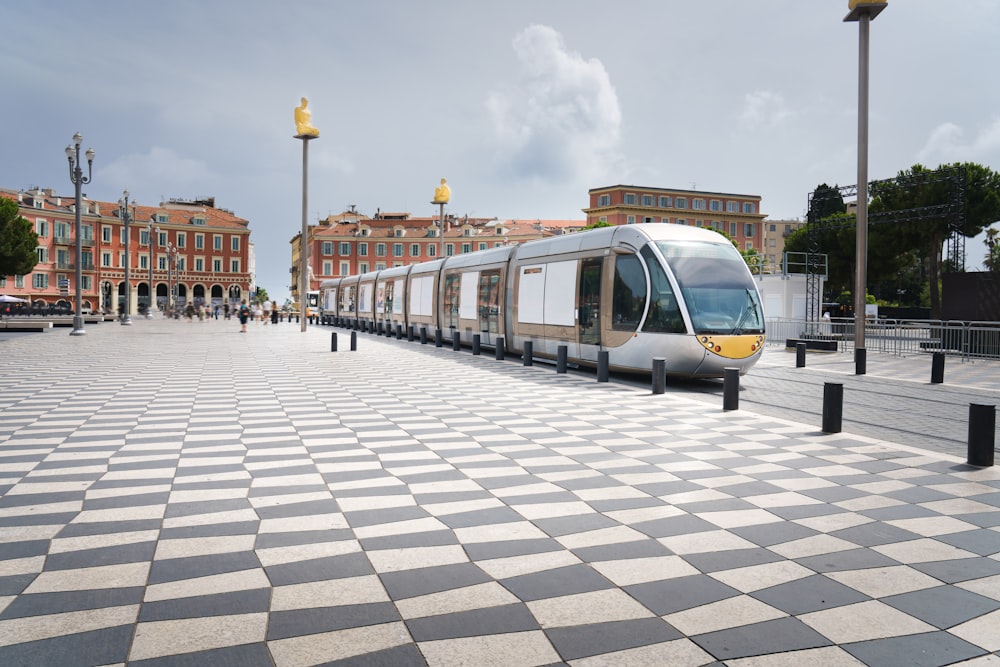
(478, 270, 501, 340)
(578, 257, 602, 361)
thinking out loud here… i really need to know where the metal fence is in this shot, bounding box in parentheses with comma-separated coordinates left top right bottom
(766, 318, 1000, 360)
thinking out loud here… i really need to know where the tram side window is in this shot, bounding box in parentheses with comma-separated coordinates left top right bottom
(612, 254, 646, 331)
(443, 273, 460, 329)
(640, 246, 685, 333)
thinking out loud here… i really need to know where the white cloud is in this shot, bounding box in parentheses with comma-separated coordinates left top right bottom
(96, 147, 215, 203)
(738, 90, 794, 128)
(917, 118, 1000, 164)
(487, 24, 622, 185)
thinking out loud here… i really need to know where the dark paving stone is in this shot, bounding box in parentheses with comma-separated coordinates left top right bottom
(624, 575, 740, 616)
(501, 564, 614, 602)
(380, 562, 491, 600)
(411, 491, 493, 505)
(44, 540, 156, 570)
(265, 551, 375, 586)
(139, 588, 271, 622)
(767, 504, 846, 521)
(843, 630, 987, 667)
(828, 521, 922, 547)
(56, 518, 163, 537)
(359, 530, 460, 551)
(406, 602, 538, 641)
(936, 527, 1000, 556)
(0, 512, 79, 527)
(882, 585, 1000, 629)
(81, 492, 170, 510)
(751, 574, 870, 615)
(794, 548, 900, 573)
(253, 499, 342, 520)
(681, 548, 784, 574)
(464, 538, 564, 561)
(323, 643, 426, 666)
(159, 521, 260, 539)
(266, 601, 400, 640)
(0, 574, 33, 596)
(673, 498, 759, 513)
(254, 530, 356, 550)
(128, 641, 276, 667)
(545, 617, 682, 661)
(731, 521, 819, 547)
(572, 539, 674, 563)
(164, 498, 251, 518)
(437, 506, 526, 529)
(148, 552, 262, 584)
(586, 497, 668, 512)
(0, 624, 133, 667)
(631, 514, 718, 538)
(693, 616, 832, 661)
(0, 539, 49, 560)
(911, 556, 1000, 584)
(0, 587, 144, 619)
(799, 486, 870, 503)
(342, 506, 429, 528)
(531, 513, 620, 538)
(0, 491, 85, 508)
(859, 504, 939, 521)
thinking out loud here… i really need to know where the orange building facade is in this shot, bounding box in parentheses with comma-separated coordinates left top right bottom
(1, 187, 252, 314)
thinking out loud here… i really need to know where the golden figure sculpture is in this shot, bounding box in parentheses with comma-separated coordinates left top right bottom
(295, 97, 320, 137)
(433, 178, 451, 204)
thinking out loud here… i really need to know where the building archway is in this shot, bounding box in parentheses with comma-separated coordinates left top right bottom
(211, 284, 224, 307)
(156, 284, 168, 311)
(101, 281, 114, 314)
(138, 283, 151, 314)
(228, 285, 242, 305)
(177, 283, 188, 306)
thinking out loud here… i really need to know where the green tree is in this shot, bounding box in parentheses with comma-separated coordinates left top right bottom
(870, 162, 1000, 318)
(984, 227, 1000, 272)
(254, 286, 270, 305)
(0, 197, 39, 278)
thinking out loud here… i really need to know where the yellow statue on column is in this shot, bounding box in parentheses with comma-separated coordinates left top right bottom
(295, 97, 320, 137)
(433, 178, 451, 204)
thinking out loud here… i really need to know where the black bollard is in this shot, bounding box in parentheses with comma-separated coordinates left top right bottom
(296, 314, 300, 323)
(652, 357, 666, 394)
(407, 325, 414, 342)
(931, 352, 945, 384)
(723, 367, 739, 411)
(452, 332, 461, 351)
(556, 345, 567, 374)
(796, 342, 806, 368)
(523, 341, 533, 366)
(822, 382, 844, 433)
(420, 326, 428, 345)
(472, 334, 481, 355)
(435, 328, 443, 348)
(350, 330, 357, 351)
(495, 337, 505, 361)
(597, 350, 609, 382)
(967, 404, 996, 467)
(331, 332, 337, 352)
(396, 324, 403, 340)
(855, 348, 866, 375)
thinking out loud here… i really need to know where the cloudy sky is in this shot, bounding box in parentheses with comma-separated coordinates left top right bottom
(2, 0, 998, 300)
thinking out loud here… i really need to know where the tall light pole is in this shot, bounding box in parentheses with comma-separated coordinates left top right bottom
(65, 132, 94, 336)
(294, 96, 319, 332)
(118, 190, 134, 325)
(166, 242, 178, 317)
(432, 178, 451, 261)
(845, 0, 887, 375)
(145, 218, 159, 318)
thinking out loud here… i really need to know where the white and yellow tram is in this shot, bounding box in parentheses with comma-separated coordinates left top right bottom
(320, 224, 765, 377)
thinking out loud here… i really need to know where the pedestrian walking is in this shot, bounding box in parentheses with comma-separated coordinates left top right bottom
(238, 299, 250, 333)
(270, 300, 279, 325)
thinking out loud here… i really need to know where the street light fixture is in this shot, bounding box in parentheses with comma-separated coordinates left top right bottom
(118, 190, 134, 325)
(845, 0, 887, 375)
(65, 132, 95, 336)
(145, 217, 160, 318)
(166, 242, 179, 317)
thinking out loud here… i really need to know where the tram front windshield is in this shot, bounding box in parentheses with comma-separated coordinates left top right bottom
(656, 240, 764, 335)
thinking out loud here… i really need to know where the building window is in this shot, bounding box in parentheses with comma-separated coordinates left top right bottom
(730, 222, 737, 236)
(195, 258, 204, 272)
(81, 275, 91, 291)
(213, 259, 222, 272)
(769, 224, 776, 232)
(322, 241, 334, 255)
(336, 242, 349, 255)
(102, 252, 112, 267)
(376, 243, 386, 257)
(159, 232, 168, 247)
(677, 219, 686, 225)
(476, 242, 486, 251)
(659, 196, 672, 208)
(213, 235, 222, 251)
(446, 243, 454, 257)
(177, 233, 186, 248)
(33, 273, 48, 289)
(726, 201, 739, 213)
(139, 255, 148, 270)
(627, 215, 635, 224)
(55, 221, 70, 240)
(743, 202, 756, 214)
(410, 243, 420, 257)
(36, 219, 48, 237)
(230, 259, 240, 272)
(359, 262, 369, 273)
(598, 194, 611, 206)
(14, 275, 24, 288)
(428, 245, 437, 257)
(693, 199, 705, 210)
(624, 193, 637, 205)
(322, 261, 332, 275)
(195, 234, 204, 250)
(641, 195, 654, 207)
(394, 228, 404, 237)
(461, 243, 471, 254)
(675, 197, 687, 209)
(745, 223, 755, 237)
(710, 200, 721, 211)
(339, 262, 350, 275)
(745, 241, 754, 251)
(392, 243, 403, 257)
(36, 248, 48, 263)
(231, 236, 239, 251)
(358, 243, 368, 256)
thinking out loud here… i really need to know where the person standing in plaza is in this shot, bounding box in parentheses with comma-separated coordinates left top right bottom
(271, 300, 279, 324)
(238, 299, 250, 333)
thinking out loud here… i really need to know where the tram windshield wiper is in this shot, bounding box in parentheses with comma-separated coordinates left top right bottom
(730, 289, 760, 335)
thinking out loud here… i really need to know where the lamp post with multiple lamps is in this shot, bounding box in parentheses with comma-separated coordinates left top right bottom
(145, 217, 160, 318)
(65, 132, 95, 336)
(165, 242, 178, 317)
(117, 190, 135, 325)
(845, 0, 887, 375)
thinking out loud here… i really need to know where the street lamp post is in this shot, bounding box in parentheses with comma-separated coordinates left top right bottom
(294, 96, 320, 333)
(145, 218, 160, 318)
(845, 0, 887, 375)
(65, 132, 94, 336)
(432, 177, 451, 261)
(118, 190, 134, 325)
(166, 242, 178, 317)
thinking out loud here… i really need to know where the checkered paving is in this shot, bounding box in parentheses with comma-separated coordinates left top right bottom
(1, 318, 999, 666)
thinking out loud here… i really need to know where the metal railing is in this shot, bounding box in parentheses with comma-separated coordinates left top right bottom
(766, 318, 1000, 360)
